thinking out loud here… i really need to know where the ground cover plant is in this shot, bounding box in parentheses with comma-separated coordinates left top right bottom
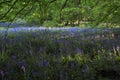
(0, 27, 120, 80)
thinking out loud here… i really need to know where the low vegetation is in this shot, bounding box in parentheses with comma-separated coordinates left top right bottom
(0, 28, 120, 80)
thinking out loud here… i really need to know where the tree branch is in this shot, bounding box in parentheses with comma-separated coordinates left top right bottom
(0, 0, 11, 5)
(61, 0, 68, 11)
(49, 0, 57, 3)
(95, 6, 120, 26)
(59, 0, 68, 23)
(9, 0, 31, 25)
(0, 0, 18, 21)
(22, 2, 35, 18)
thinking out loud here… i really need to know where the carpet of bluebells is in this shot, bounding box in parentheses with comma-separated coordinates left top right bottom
(0, 27, 120, 80)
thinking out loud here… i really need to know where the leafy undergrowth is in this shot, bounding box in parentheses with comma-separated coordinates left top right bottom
(0, 51, 120, 80)
(0, 28, 120, 80)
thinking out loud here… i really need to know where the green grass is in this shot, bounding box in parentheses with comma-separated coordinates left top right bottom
(0, 27, 6, 30)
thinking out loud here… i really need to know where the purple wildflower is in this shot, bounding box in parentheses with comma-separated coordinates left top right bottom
(17, 60, 26, 67)
(0, 70, 4, 77)
(60, 71, 63, 80)
(82, 64, 89, 77)
(69, 61, 75, 69)
(21, 65, 26, 73)
(116, 46, 120, 51)
(11, 55, 17, 60)
(75, 48, 83, 54)
(42, 60, 48, 67)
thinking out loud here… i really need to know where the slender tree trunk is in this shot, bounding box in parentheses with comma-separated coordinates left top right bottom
(60, 0, 68, 23)
(78, 15, 81, 25)
(77, 0, 81, 26)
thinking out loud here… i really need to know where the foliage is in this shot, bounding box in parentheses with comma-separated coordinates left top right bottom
(0, 0, 120, 27)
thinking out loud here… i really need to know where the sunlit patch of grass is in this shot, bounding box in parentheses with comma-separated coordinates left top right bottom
(0, 27, 6, 30)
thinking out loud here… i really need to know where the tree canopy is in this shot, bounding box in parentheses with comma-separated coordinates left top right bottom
(0, 0, 120, 27)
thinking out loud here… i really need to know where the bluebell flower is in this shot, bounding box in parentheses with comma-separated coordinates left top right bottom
(11, 55, 17, 60)
(0, 70, 4, 77)
(82, 64, 89, 77)
(42, 60, 48, 67)
(59, 70, 63, 80)
(17, 60, 26, 67)
(75, 48, 83, 54)
(116, 46, 120, 51)
(70, 61, 75, 69)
